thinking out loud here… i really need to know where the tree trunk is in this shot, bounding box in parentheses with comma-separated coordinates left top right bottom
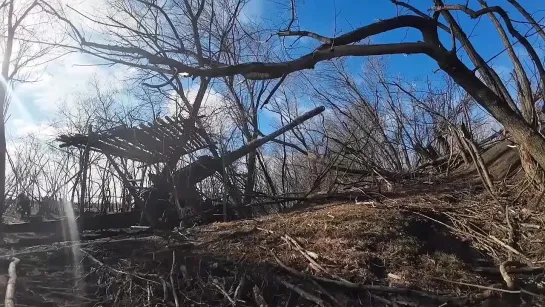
(0, 117, 5, 234)
(0, 2, 15, 239)
(79, 126, 92, 215)
(477, 0, 543, 186)
(243, 148, 257, 205)
(257, 151, 278, 196)
(519, 145, 545, 187)
(4, 257, 19, 307)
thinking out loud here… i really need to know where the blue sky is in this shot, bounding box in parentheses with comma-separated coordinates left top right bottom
(254, 0, 545, 133)
(289, 0, 545, 75)
(6, 0, 545, 142)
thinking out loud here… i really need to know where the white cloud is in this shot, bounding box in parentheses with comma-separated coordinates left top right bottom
(7, 51, 137, 144)
(6, 0, 265, 145)
(168, 84, 237, 138)
(240, 0, 265, 23)
(3, 0, 136, 143)
(14, 52, 135, 113)
(9, 119, 62, 140)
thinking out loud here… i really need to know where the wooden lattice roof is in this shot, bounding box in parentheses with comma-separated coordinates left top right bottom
(57, 116, 209, 163)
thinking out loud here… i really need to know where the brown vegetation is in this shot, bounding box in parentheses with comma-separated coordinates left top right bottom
(1, 0, 545, 306)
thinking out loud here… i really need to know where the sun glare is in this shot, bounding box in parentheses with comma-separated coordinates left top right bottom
(0, 74, 37, 137)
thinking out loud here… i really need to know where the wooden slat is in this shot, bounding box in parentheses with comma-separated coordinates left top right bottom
(101, 137, 166, 162)
(88, 140, 155, 162)
(139, 124, 166, 144)
(57, 115, 212, 163)
(157, 118, 182, 139)
(164, 116, 205, 151)
(151, 120, 197, 153)
(160, 117, 200, 155)
(120, 128, 166, 154)
(102, 124, 130, 137)
(103, 136, 142, 153)
(154, 119, 178, 140)
(137, 124, 173, 156)
(164, 116, 189, 137)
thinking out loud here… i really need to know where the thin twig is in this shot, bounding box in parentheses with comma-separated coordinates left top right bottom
(432, 277, 520, 294)
(499, 261, 515, 289)
(277, 277, 330, 307)
(160, 277, 168, 302)
(5, 257, 20, 307)
(310, 279, 344, 307)
(282, 234, 349, 283)
(253, 285, 268, 307)
(533, 187, 545, 208)
(272, 252, 460, 304)
(80, 249, 160, 285)
(213, 281, 237, 305)
(413, 211, 530, 262)
(233, 275, 246, 306)
(488, 235, 529, 261)
(170, 251, 180, 307)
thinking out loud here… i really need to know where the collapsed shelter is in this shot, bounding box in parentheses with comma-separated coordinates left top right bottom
(56, 107, 325, 229)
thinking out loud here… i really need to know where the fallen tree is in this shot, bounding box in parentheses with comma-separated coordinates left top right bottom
(140, 106, 326, 226)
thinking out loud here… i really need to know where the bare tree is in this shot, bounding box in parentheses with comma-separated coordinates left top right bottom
(42, 0, 545, 183)
(3, 135, 77, 218)
(0, 0, 60, 221)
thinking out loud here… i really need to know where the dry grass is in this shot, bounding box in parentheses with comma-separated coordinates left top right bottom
(192, 193, 488, 290)
(3, 176, 545, 306)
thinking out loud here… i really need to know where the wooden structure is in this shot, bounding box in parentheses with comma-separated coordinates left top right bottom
(57, 116, 209, 164)
(54, 107, 325, 230)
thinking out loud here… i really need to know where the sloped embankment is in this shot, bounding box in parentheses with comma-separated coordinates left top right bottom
(3, 178, 544, 306)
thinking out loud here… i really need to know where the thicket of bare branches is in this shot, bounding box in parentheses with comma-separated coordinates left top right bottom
(35, 0, 545, 183)
(0, 0, 64, 220)
(3, 1, 545, 306)
(0, 0, 543, 220)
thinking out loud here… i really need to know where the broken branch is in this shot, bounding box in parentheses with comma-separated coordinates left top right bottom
(4, 257, 20, 307)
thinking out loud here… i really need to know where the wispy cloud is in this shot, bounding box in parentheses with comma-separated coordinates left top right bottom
(9, 52, 137, 139)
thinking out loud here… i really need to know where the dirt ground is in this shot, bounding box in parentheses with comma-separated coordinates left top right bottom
(2, 175, 545, 307)
(2, 141, 545, 306)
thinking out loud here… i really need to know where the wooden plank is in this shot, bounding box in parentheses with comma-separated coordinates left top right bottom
(139, 124, 166, 144)
(103, 124, 131, 138)
(163, 116, 205, 153)
(155, 120, 196, 157)
(57, 116, 214, 164)
(102, 136, 142, 153)
(113, 128, 155, 148)
(125, 129, 168, 155)
(154, 119, 178, 140)
(137, 124, 173, 156)
(91, 140, 155, 162)
(146, 121, 192, 156)
(164, 116, 185, 134)
(157, 118, 182, 138)
(104, 124, 167, 157)
(99, 137, 154, 159)
(108, 133, 160, 157)
(164, 116, 194, 154)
